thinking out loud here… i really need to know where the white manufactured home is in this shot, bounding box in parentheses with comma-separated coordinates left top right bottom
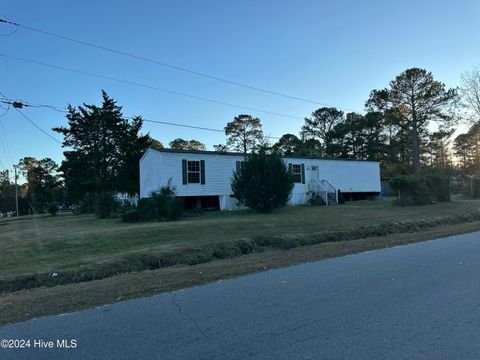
(140, 148, 381, 210)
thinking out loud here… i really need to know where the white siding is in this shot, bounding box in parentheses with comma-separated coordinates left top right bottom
(140, 149, 243, 199)
(283, 158, 381, 205)
(140, 149, 381, 209)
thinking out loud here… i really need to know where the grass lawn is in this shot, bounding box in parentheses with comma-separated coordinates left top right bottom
(2, 198, 480, 282)
(3, 219, 480, 325)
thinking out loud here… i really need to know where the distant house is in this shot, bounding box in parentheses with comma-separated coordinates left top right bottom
(140, 148, 381, 210)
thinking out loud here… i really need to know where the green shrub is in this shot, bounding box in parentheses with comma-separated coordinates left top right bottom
(389, 171, 450, 206)
(95, 191, 119, 218)
(150, 185, 183, 221)
(121, 209, 141, 222)
(232, 148, 294, 212)
(47, 203, 58, 216)
(137, 198, 157, 221)
(121, 182, 183, 222)
(306, 191, 325, 206)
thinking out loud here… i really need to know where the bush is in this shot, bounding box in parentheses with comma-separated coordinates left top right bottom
(389, 170, 450, 206)
(95, 191, 119, 218)
(306, 191, 325, 206)
(121, 182, 183, 222)
(150, 185, 183, 221)
(232, 148, 294, 212)
(121, 209, 141, 222)
(137, 198, 157, 221)
(47, 203, 58, 216)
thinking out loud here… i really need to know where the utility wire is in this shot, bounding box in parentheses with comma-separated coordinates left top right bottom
(141, 117, 280, 140)
(0, 99, 65, 113)
(13, 107, 62, 144)
(0, 93, 64, 146)
(0, 53, 304, 120)
(0, 96, 282, 140)
(0, 17, 358, 112)
(0, 103, 9, 117)
(142, 118, 224, 133)
(0, 14, 17, 37)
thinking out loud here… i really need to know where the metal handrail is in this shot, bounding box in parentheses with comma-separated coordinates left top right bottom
(308, 179, 329, 205)
(320, 180, 336, 193)
(320, 179, 338, 204)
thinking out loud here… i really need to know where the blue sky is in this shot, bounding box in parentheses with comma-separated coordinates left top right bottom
(0, 0, 479, 173)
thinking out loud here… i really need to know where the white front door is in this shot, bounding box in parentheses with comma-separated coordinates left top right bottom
(306, 165, 319, 183)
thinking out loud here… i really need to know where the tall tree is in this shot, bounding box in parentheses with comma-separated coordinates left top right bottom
(272, 134, 303, 155)
(359, 112, 387, 161)
(460, 67, 480, 123)
(367, 68, 457, 173)
(147, 137, 164, 149)
(453, 123, 480, 171)
(213, 144, 229, 152)
(301, 107, 344, 156)
(169, 138, 206, 151)
(0, 170, 15, 213)
(53, 91, 150, 217)
(425, 128, 454, 168)
(297, 136, 323, 157)
(454, 132, 475, 169)
(329, 112, 364, 159)
(18, 157, 61, 213)
(224, 114, 263, 154)
(329, 112, 386, 161)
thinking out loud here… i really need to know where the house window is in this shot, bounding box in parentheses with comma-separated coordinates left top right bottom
(182, 159, 205, 185)
(187, 161, 201, 183)
(235, 160, 244, 173)
(292, 164, 303, 183)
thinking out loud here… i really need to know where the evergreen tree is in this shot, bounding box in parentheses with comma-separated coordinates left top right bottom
(367, 68, 457, 173)
(169, 138, 206, 150)
(225, 114, 263, 154)
(231, 148, 293, 212)
(18, 157, 61, 213)
(53, 91, 150, 217)
(301, 107, 344, 156)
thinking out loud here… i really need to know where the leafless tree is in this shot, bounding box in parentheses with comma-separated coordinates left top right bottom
(460, 67, 480, 123)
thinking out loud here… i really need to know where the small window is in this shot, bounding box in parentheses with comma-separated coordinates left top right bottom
(187, 160, 201, 183)
(292, 164, 302, 183)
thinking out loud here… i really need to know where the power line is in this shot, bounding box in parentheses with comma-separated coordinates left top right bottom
(0, 17, 358, 112)
(0, 13, 17, 37)
(0, 53, 304, 120)
(0, 103, 9, 117)
(0, 96, 282, 140)
(141, 117, 280, 140)
(142, 118, 224, 133)
(0, 99, 65, 112)
(9, 105, 62, 144)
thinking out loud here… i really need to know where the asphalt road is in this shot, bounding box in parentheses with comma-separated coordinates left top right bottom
(2, 231, 480, 359)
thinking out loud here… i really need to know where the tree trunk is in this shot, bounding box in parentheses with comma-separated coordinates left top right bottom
(411, 95, 421, 173)
(411, 121, 421, 173)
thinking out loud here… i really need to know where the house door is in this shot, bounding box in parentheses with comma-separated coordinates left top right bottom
(306, 165, 319, 183)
